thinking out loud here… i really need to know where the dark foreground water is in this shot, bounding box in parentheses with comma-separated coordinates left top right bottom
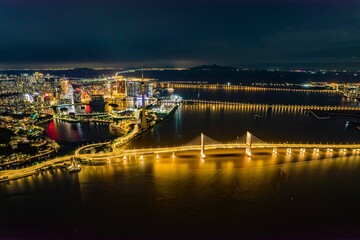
(1, 150, 360, 239)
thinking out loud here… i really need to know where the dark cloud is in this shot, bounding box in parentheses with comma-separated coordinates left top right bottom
(0, 0, 360, 68)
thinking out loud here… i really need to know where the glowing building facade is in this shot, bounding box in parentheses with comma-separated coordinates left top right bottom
(115, 75, 127, 97)
(60, 78, 70, 95)
(114, 74, 154, 98)
(126, 80, 153, 98)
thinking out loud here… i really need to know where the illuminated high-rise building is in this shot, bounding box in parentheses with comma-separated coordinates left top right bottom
(34, 72, 45, 84)
(114, 72, 154, 98)
(115, 75, 126, 97)
(60, 78, 70, 95)
(35, 72, 40, 81)
(126, 80, 154, 97)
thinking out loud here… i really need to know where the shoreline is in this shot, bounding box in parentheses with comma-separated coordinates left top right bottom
(0, 105, 180, 182)
(309, 109, 360, 121)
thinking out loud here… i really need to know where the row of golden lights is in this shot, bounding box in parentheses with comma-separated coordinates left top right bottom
(182, 104, 346, 115)
(103, 148, 360, 164)
(183, 104, 307, 113)
(182, 100, 357, 110)
(274, 147, 359, 155)
(169, 84, 336, 93)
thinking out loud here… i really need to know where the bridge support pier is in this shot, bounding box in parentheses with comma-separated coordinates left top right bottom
(245, 147, 252, 157)
(245, 131, 252, 157)
(200, 133, 206, 159)
(286, 148, 292, 154)
(272, 148, 277, 155)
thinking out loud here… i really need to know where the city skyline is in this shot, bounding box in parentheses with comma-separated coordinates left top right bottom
(1, 0, 360, 69)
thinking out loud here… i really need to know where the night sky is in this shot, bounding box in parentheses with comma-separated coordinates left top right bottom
(1, 0, 360, 68)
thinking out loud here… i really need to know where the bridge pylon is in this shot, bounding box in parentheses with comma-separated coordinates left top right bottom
(200, 132, 206, 159)
(245, 131, 252, 157)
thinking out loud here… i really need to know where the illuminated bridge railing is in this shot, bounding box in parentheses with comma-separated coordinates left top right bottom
(181, 100, 360, 111)
(160, 83, 338, 94)
(77, 143, 360, 161)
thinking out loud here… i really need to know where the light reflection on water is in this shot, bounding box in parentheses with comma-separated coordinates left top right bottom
(2, 149, 360, 237)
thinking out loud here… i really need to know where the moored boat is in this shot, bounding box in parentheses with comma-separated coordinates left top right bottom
(67, 158, 81, 172)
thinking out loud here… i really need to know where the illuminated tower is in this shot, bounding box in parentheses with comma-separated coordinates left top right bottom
(141, 69, 147, 130)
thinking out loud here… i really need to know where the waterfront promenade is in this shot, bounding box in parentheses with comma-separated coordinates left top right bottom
(0, 155, 71, 182)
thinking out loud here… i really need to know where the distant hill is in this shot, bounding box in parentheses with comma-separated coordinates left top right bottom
(190, 64, 237, 72)
(36, 68, 120, 79)
(0, 67, 121, 79)
(1, 65, 360, 84)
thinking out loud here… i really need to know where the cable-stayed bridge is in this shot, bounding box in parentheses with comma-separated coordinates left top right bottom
(3, 131, 360, 182)
(75, 132, 360, 161)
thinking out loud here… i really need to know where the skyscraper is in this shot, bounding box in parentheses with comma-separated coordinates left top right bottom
(60, 78, 70, 95)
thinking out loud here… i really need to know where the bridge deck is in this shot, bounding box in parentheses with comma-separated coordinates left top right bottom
(77, 143, 360, 160)
(181, 100, 360, 111)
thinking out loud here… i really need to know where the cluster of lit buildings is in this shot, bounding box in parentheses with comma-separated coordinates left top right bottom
(0, 71, 157, 114)
(54, 74, 155, 107)
(339, 83, 360, 100)
(0, 72, 65, 113)
(113, 74, 154, 98)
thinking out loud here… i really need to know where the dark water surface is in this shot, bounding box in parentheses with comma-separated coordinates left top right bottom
(1, 151, 360, 239)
